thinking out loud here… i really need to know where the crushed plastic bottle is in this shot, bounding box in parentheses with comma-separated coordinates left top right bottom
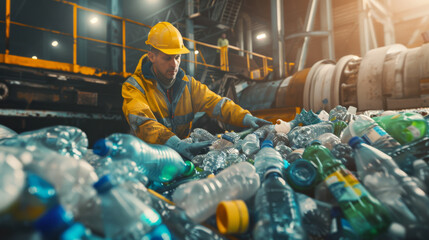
(316, 132, 341, 150)
(190, 128, 217, 142)
(289, 121, 334, 148)
(241, 133, 260, 156)
(93, 133, 195, 183)
(0, 125, 88, 159)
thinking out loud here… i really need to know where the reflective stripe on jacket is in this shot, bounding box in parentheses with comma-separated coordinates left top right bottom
(122, 54, 250, 144)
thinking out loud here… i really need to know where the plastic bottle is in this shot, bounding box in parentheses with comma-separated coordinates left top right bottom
(285, 159, 320, 193)
(286, 148, 305, 164)
(413, 160, 429, 191)
(190, 128, 217, 142)
(149, 192, 227, 240)
(329, 105, 348, 122)
(252, 167, 307, 240)
(241, 133, 260, 156)
(0, 125, 88, 159)
(295, 193, 332, 240)
(201, 150, 227, 173)
(349, 137, 429, 226)
(271, 132, 289, 147)
(275, 144, 292, 160)
(373, 112, 428, 144)
(254, 140, 286, 179)
(0, 124, 17, 139)
(172, 162, 260, 223)
(93, 133, 195, 183)
(316, 132, 341, 150)
(289, 121, 334, 148)
(327, 207, 359, 240)
(93, 174, 171, 240)
(302, 141, 391, 239)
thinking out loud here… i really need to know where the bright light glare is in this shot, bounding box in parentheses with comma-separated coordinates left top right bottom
(51, 41, 59, 47)
(32, 56, 37, 59)
(256, 33, 267, 40)
(195, 50, 199, 54)
(90, 17, 98, 24)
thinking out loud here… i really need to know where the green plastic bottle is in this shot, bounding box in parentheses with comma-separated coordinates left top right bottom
(303, 141, 391, 239)
(373, 112, 428, 144)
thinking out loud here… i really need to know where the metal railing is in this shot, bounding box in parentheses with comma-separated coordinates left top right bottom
(1, 0, 284, 80)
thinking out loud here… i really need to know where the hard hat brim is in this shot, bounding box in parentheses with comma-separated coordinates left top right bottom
(157, 46, 190, 55)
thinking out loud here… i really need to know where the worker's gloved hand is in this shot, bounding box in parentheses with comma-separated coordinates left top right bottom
(165, 135, 211, 160)
(243, 114, 272, 129)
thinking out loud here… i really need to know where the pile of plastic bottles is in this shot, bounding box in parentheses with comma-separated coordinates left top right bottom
(1, 105, 429, 240)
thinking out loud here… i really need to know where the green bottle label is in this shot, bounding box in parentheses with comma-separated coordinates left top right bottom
(325, 168, 369, 202)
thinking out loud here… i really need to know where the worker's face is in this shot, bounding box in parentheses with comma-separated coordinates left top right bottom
(148, 51, 181, 83)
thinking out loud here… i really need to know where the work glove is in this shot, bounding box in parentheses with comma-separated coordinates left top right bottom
(165, 135, 211, 160)
(243, 114, 272, 129)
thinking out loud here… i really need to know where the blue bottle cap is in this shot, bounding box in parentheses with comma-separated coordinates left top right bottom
(221, 134, 234, 143)
(348, 136, 364, 149)
(34, 205, 73, 236)
(145, 224, 172, 240)
(261, 140, 274, 149)
(93, 138, 111, 157)
(61, 222, 87, 240)
(93, 174, 114, 193)
(287, 159, 317, 188)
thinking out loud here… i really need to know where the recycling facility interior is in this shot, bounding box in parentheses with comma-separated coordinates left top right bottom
(1, 0, 429, 145)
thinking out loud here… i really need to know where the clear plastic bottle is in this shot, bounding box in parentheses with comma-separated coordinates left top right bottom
(241, 133, 260, 156)
(0, 124, 17, 139)
(0, 125, 88, 159)
(254, 140, 286, 179)
(252, 167, 307, 240)
(172, 162, 260, 223)
(190, 128, 217, 142)
(413, 160, 429, 191)
(275, 144, 292, 160)
(290, 121, 334, 148)
(286, 148, 305, 164)
(201, 150, 227, 173)
(93, 174, 171, 240)
(350, 137, 429, 226)
(93, 133, 195, 183)
(330, 143, 356, 171)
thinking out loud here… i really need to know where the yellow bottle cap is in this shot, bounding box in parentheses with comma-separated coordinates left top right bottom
(216, 200, 249, 234)
(207, 174, 215, 178)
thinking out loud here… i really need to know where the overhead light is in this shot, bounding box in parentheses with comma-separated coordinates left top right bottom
(90, 16, 98, 24)
(194, 50, 199, 55)
(32, 56, 37, 59)
(256, 33, 266, 40)
(51, 41, 59, 47)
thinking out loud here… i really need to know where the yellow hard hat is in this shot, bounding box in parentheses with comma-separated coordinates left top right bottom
(145, 22, 190, 55)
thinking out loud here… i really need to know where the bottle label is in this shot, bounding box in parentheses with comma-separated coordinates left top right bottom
(362, 126, 387, 145)
(325, 168, 369, 202)
(406, 125, 421, 139)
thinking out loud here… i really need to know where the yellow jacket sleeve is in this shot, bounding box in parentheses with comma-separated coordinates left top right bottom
(122, 81, 175, 144)
(190, 77, 250, 127)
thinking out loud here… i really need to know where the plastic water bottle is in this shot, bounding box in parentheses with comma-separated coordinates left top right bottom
(252, 167, 307, 240)
(289, 121, 334, 148)
(94, 158, 149, 186)
(241, 133, 260, 156)
(302, 141, 391, 238)
(253, 140, 286, 179)
(413, 160, 429, 191)
(373, 112, 428, 144)
(0, 125, 88, 159)
(93, 175, 171, 240)
(0, 124, 17, 139)
(201, 150, 227, 173)
(295, 193, 332, 240)
(349, 137, 429, 225)
(93, 133, 195, 183)
(316, 132, 340, 150)
(340, 115, 400, 152)
(172, 162, 260, 223)
(190, 128, 217, 142)
(285, 159, 320, 193)
(271, 132, 289, 147)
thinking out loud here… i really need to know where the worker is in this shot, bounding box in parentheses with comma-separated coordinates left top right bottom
(122, 22, 271, 160)
(216, 32, 229, 65)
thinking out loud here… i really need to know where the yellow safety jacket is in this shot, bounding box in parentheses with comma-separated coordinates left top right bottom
(122, 54, 250, 144)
